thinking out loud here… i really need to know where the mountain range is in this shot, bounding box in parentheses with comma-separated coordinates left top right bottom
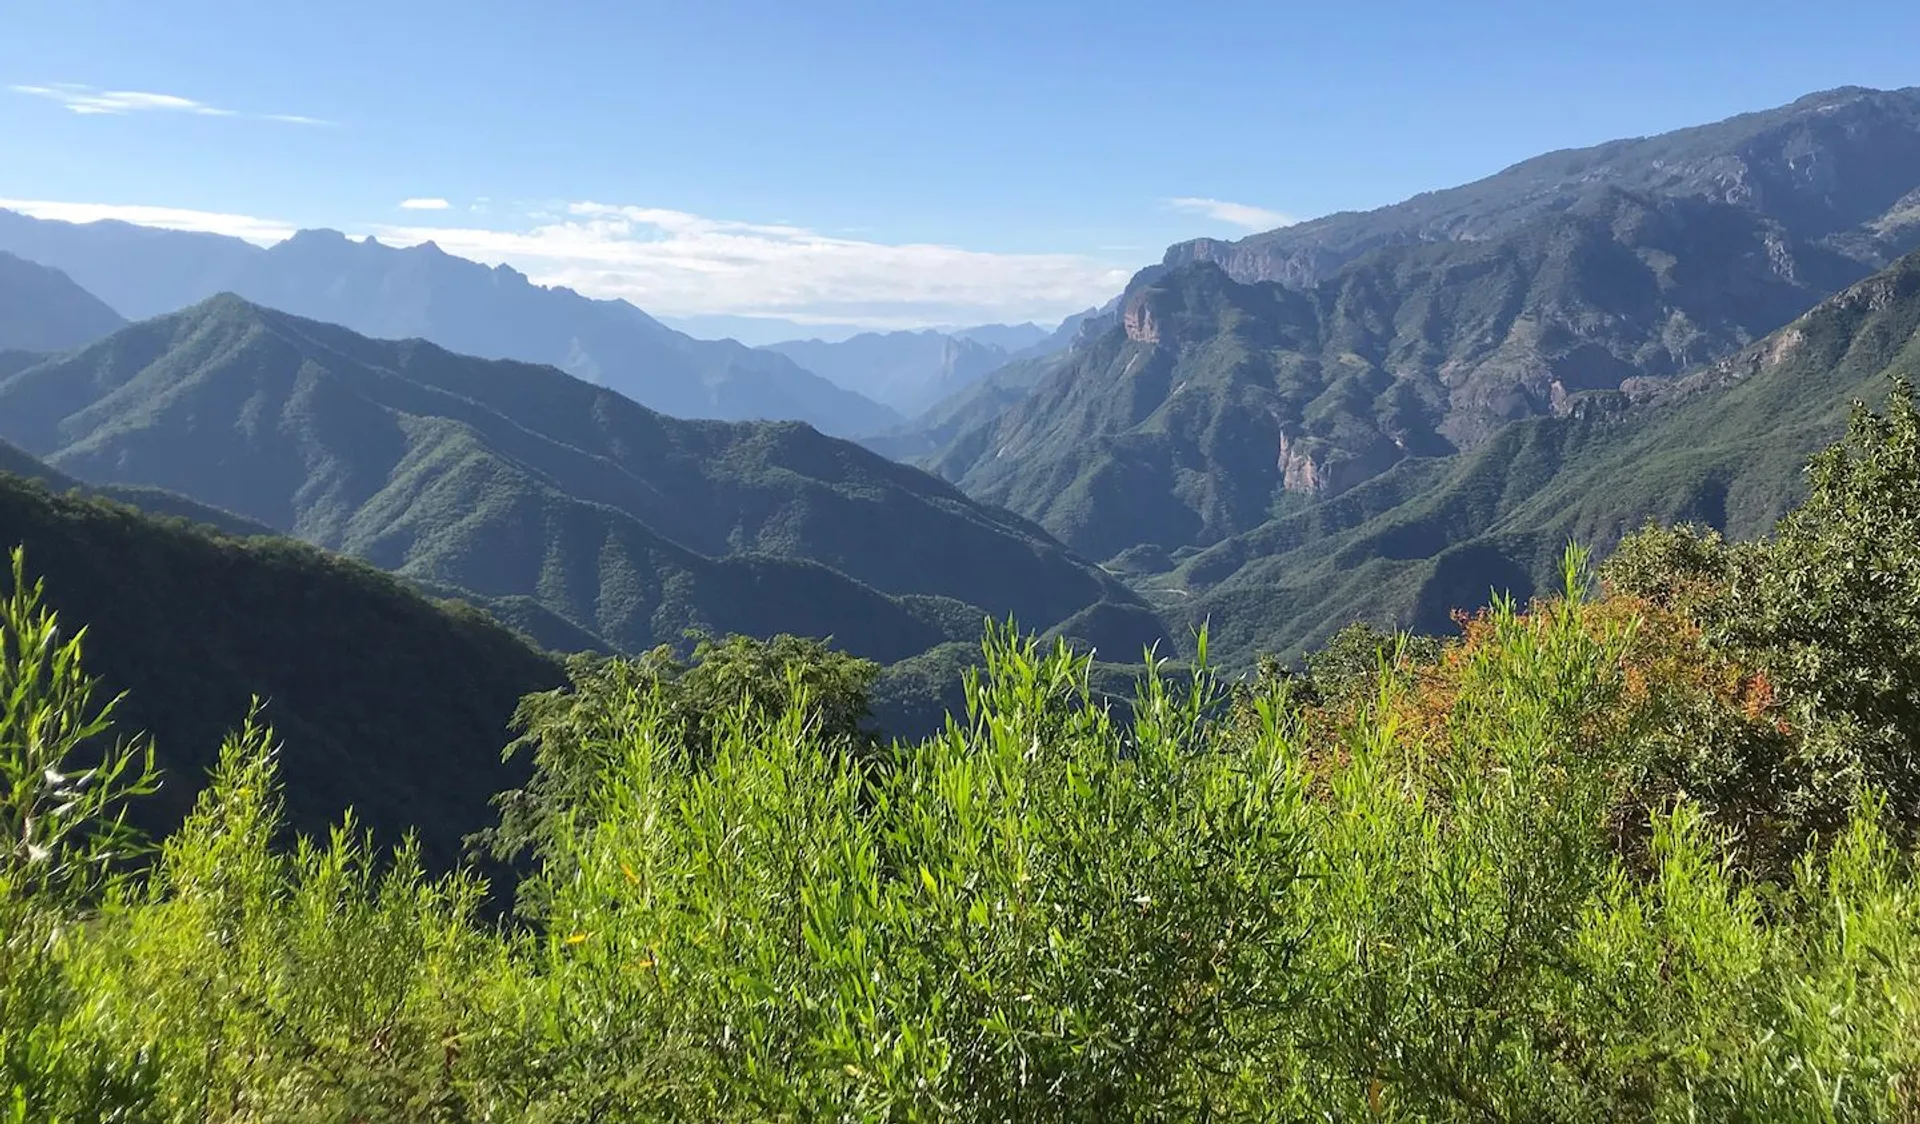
(857, 301, 1118, 460)
(0, 249, 125, 354)
(1164, 85, 1920, 289)
(761, 327, 1045, 416)
(937, 184, 1872, 557)
(659, 314, 1050, 349)
(0, 210, 897, 437)
(1162, 245, 1920, 660)
(0, 289, 1164, 677)
(885, 85, 1920, 665)
(6, 83, 1920, 690)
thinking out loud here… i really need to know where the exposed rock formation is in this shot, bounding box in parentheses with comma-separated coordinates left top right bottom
(1123, 291, 1161, 344)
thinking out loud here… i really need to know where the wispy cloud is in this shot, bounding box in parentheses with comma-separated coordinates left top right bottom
(9, 83, 327, 125)
(0, 198, 296, 245)
(399, 197, 451, 211)
(1165, 197, 1294, 232)
(10, 85, 234, 116)
(0, 197, 1134, 328)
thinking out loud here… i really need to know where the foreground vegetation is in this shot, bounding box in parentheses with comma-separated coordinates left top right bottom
(9, 385, 1920, 1120)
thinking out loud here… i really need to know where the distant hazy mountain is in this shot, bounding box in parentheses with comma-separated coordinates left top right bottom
(0, 211, 898, 437)
(0, 210, 260, 320)
(759, 319, 1075, 419)
(949, 322, 1051, 352)
(862, 351, 1082, 462)
(666, 315, 1056, 351)
(660, 313, 877, 347)
(0, 295, 1165, 668)
(854, 303, 1121, 461)
(1008, 304, 1111, 360)
(0, 250, 125, 352)
(760, 329, 1013, 416)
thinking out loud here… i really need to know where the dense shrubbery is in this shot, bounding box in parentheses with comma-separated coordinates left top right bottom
(8, 387, 1920, 1119)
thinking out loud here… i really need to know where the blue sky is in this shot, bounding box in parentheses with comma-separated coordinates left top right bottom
(2, 0, 1916, 337)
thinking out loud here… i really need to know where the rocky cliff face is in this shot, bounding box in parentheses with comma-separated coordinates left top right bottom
(1166, 233, 1419, 289)
(1276, 431, 1404, 497)
(1122, 290, 1162, 344)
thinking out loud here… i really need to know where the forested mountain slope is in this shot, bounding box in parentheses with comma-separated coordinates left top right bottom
(0, 296, 1165, 666)
(1165, 245, 1920, 663)
(941, 187, 1880, 561)
(923, 88, 1920, 575)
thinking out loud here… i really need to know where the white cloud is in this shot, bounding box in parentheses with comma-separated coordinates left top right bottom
(9, 84, 232, 116)
(0, 198, 296, 245)
(399, 197, 451, 211)
(9, 83, 326, 124)
(1165, 197, 1294, 232)
(370, 201, 1133, 325)
(0, 196, 1134, 328)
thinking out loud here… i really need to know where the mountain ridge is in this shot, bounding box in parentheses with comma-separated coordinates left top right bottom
(0, 452, 562, 867)
(939, 183, 1873, 560)
(762, 328, 1023, 416)
(0, 249, 126, 353)
(0, 294, 1166, 667)
(0, 211, 898, 437)
(1164, 85, 1920, 288)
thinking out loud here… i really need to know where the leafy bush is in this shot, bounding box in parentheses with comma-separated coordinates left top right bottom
(516, 622, 1312, 1119)
(1606, 378, 1920, 859)
(478, 633, 882, 920)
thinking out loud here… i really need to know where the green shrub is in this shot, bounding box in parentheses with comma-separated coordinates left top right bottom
(1606, 378, 1920, 853)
